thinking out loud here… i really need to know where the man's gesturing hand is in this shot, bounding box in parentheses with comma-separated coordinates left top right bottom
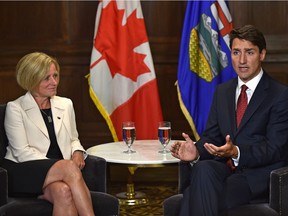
(170, 133, 199, 161)
(204, 135, 238, 158)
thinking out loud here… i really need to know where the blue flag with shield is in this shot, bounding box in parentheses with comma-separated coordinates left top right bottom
(176, 0, 237, 140)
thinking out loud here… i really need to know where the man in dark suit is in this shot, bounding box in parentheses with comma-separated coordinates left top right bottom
(170, 25, 288, 215)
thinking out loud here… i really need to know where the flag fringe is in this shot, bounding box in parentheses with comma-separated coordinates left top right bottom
(85, 74, 119, 142)
(175, 80, 200, 141)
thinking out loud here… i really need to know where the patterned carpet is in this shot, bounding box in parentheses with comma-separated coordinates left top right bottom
(108, 182, 178, 216)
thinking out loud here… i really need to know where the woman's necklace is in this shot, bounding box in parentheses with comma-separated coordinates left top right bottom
(40, 109, 53, 123)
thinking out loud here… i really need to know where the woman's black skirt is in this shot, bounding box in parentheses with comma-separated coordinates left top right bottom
(2, 158, 60, 197)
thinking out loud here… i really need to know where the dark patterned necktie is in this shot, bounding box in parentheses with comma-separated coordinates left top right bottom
(236, 85, 248, 128)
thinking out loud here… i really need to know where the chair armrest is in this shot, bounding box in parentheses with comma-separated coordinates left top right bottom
(90, 191, 119, 215)
(0, 167, 8, 207)
(270, 165, 288, 215)
(82, 155, 107, 193)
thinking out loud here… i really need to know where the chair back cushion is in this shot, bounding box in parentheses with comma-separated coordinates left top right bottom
(0, 104, 8, 165)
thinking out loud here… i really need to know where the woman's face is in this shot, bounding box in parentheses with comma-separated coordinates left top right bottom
(34, 63, 59, 98)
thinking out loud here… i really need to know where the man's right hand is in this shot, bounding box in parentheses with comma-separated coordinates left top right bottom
(170, 132, 199, 161)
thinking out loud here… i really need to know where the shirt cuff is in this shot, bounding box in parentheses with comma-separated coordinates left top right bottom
(73, 150, 88, 160)
(189, 155, 200, 167)
(232, 146, 240, 166)
(83, 151, 88, 160)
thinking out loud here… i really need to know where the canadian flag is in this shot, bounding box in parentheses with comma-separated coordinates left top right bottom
(88, 0, 163, 141)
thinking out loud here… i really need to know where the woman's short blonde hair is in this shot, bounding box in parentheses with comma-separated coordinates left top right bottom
(16, 52, 60, 91)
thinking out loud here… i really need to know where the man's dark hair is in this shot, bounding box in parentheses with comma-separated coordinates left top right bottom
(229, 25, 266, 52)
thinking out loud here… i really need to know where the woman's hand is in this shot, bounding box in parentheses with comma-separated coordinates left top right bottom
(72, 150, 85, 170)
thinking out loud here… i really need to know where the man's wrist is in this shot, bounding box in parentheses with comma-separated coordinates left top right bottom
(189, 155, 200, 166)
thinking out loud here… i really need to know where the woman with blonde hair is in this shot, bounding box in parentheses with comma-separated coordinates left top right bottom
(2, 52, 94, 216)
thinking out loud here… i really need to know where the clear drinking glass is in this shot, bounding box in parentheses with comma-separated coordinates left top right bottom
(158, 121, 171, 154)
(122, 121, 136, 154)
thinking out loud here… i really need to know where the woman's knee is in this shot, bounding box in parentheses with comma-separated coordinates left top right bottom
(52, 160, 82, 179)
(42, 182, 73, 204)
(58, 183, 73, 201)
(51, 182, 74, 202)
(43, 160, 84, 190)
(62, 160, 82, 176)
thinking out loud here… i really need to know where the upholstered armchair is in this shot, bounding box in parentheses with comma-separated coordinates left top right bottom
(0, 104, 119, 216)
(163, 161, 288, 216)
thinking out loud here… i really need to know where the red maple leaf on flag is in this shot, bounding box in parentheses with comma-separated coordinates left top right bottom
(94, 1, 150, 82)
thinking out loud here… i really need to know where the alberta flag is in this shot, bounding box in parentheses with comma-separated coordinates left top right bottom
(176, 0, 236, 140)
(87, 0, 163, 141)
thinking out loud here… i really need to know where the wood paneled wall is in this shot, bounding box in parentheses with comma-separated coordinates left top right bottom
(0, 1, 288, 151)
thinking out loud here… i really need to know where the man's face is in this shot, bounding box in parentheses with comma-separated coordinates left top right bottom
(231, 38, 266, 82)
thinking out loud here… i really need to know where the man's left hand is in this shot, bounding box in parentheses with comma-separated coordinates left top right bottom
(204, 135, 238, 158)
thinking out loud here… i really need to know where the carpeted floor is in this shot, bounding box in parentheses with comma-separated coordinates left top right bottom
(108, 182, 178, 216)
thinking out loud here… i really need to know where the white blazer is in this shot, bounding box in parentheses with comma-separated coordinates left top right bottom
(4, 92, 85, 162)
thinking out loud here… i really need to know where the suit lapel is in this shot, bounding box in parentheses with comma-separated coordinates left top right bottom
(21, 92, 49, 138)
(237, 73, 269, 132)
(50, 97, 64, 136)
(226, 79, 238, 135)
